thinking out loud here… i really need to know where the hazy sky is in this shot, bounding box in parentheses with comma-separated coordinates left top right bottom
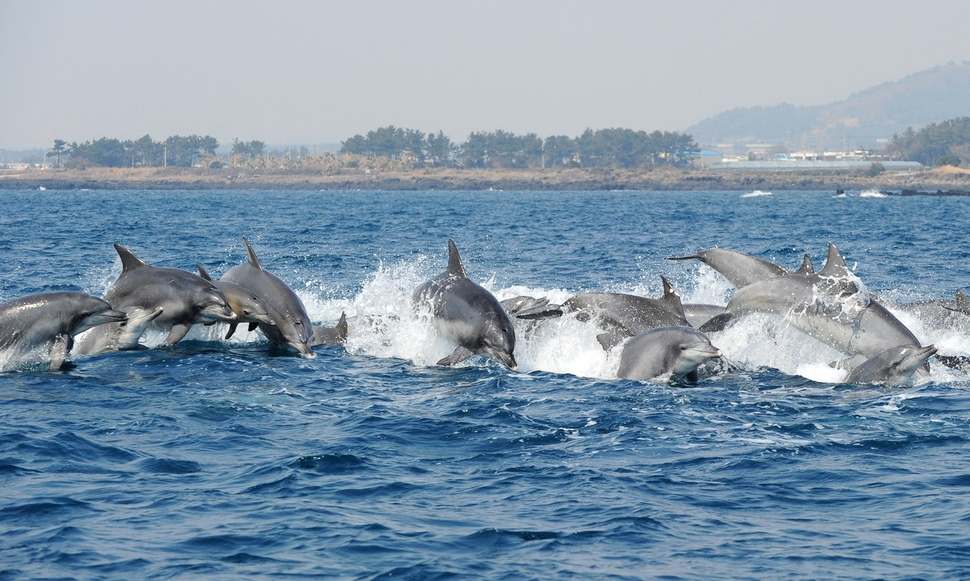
(2, 0, 969, 148)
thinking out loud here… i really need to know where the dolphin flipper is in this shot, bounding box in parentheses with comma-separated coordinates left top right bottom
(437, 346, 474, 366)
(248, 322, 259, 332)
(596, 329, 630, 351)
(698, 312, 735, 333)
(225, 322, 239, 339)
(166, 324, 191, 345)
(49, 334, 72, 371)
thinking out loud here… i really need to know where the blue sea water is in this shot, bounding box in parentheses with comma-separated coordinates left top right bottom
(1, 188, 969, 579)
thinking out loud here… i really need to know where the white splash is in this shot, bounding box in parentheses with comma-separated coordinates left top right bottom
(741, 190, 773, 198)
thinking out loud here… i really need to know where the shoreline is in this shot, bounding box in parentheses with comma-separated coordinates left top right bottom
(2, 166, 970, 192)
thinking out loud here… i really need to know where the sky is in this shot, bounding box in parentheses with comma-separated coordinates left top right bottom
(2, 0, 970, 149)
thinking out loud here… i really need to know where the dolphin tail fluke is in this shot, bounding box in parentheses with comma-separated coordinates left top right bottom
(197, 264, 213, 281)
(698, 312, 734, 333)
(248, 322, 259, 332)
(114, 244, 146, 272)
(243, 239, 263, 270)
(446, 239, 466, 278)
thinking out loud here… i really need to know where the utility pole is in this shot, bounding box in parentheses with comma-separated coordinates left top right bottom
(163, 143, 168, 168)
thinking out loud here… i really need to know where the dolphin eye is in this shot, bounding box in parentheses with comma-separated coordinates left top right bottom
(680, 345, 687, 351)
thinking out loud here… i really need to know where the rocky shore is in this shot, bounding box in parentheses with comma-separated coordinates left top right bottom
(2, 166, 970, 192)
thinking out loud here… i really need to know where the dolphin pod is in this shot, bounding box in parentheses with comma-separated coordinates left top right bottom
(0, 239, 967, 386)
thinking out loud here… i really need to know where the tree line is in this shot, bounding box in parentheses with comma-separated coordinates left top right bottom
(340, 126, 700, 168)
(887, 117, 970, 166)
(46, 135, 267, 168)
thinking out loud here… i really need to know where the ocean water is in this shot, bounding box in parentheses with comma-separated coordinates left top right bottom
(1, 188, 969, 579)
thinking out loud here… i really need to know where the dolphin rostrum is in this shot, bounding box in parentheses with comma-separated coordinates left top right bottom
(105, 244, 236, 345)
(0, 292, 127, 370)
(413, 240, 517, 368)
(220, 239, 316, 358)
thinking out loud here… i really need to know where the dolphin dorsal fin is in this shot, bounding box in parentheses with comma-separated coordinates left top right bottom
(196, 264, 213, 281)
(114, 244, 146, 273)
(956, 290, 968, 306)
(243, 239, 263, 270)
(797, 253, 815, 275)
(820, 242, 848, 276)
(660, 275, 687, 319)
(447, 239, 466, 278)
(336, 312, 349, 342)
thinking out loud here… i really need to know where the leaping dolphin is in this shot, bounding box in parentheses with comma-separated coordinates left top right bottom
(667, 248, 787, 288)
(503, 278, 690, 350)
(845, 344, 938, 386)
(414, 240, 516, 368)
(617, 326, 721, 382)
(702, 243, 923, 361)
(220, 239, 316, 358)
(196, 265, 275, 339)
(311, 312, 349, 347)
(105, 244, 236, 345)
(0, 292, 127, 370)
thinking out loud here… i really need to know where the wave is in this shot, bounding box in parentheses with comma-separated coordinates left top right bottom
(740, 190, 773, 198)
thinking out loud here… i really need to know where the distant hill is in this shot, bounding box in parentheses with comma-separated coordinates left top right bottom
(688, 62, 970, 150)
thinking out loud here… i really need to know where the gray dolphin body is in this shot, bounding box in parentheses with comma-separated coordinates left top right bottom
(706, 244, 922, 359)
(668, 248, 787, 288)
(682, 303, 727, 328)
(220, 240, 315, 358)
(617, 326, 721, 382)
(506, 278, 689, 350)
(196, 265, 275, 339)
(105, 245, 235, 345)
(73, 306, 163, 356)
(311, 312, 349, 347)
(560, 282, 689, 349)
(892, 290, 970, 333)
(845, 344, 938, 386)
(0, 292, 127, 370)
(413, 240, 517, 368)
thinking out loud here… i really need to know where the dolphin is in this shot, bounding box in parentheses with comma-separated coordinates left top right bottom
(702, 243, 923, 360)
(310, 312, 349, 347)
(617, 326, 721, 382)
(413, 240, 516, 368)
(73, 306, 164, 356)
(845, 344, 938, 386)
(0, 292, 127, 370)
(505, 278, 689, 350)
(196, 265, 275, 339)
(220, 239, 315, 358)
(105, 244, 236, 345)
(667, 248, 787, 288)
(891, 290, 970, 333)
